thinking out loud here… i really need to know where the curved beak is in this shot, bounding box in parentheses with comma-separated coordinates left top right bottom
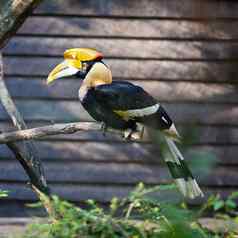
(46, 48, 104, 85)
(46, 60, 81, 85)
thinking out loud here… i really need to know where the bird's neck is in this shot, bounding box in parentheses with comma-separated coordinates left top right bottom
(78, 62, 112, 101)
(83, 62, 112, 88)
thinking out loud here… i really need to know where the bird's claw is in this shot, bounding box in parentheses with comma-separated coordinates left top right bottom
(123, 129, 133, 140)
(123, 125, 144, 141)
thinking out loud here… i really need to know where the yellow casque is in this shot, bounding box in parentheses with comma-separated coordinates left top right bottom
(47, 48, 103, 84)
(64, 48, 103, 61)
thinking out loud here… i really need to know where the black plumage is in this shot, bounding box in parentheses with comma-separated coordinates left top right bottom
(81, 85, 137, 130)
(81, 80, 172, 131)
(93, 81, 156, 110)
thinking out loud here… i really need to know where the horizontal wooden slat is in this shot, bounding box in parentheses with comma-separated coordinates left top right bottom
(36, 0, 238, 18)
(0, 160, 235, 187)
(0, 139, 237, 164)
(0, 183, 175, 202)
(18, 17, 238, 40)
(0, 183, 128, 202)
(4, 57, 238, 82)
(0, 100, 89, 122)
(5, 37, 238, 60)
(0, 200, 47, 217)
(0, 141, 157, 162)
(0, 99, 236, 125)
(0, 161, 170, 184)
(5, 77, 238, 104)
(0, 218, 30, 225)
(0, 219, 26, 236)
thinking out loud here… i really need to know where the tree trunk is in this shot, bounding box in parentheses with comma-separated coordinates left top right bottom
(0, 0, 43, 48)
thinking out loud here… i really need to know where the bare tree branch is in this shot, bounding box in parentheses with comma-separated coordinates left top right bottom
(0, 0, 56, 216)
(0, 122, 128, 144)
(0, 53, 49, 195)
(0, 0, 43, 48)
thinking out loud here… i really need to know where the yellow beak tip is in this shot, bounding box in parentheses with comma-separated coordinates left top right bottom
(46, 76, 55, 85)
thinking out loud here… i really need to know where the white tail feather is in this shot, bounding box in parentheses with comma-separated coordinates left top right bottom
(164, 137, 181, 164)
(175, 178, 204, 199)
(165, 136, 204, 199)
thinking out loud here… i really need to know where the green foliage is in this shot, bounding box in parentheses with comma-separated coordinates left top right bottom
(200, 192, 238, 218)
(23, 183, 209, 238)
(21, 184, 238, 237)
(0, 189, 8, 198)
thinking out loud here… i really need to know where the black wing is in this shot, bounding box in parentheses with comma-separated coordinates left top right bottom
(93, 81, 157, 111)
(90, 81, 173, 130)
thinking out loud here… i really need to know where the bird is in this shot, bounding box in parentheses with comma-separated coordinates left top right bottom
(46, 48, 204, 199)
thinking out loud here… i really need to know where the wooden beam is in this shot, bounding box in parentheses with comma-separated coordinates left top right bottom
(0, 160, 236, 187)
(5, 37, 238, 60)
(4, 57, 238, 82)
(36, 0, 238, 19)
(18, 17, 238, 40)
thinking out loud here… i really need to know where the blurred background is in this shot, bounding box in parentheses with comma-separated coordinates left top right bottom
(0, 0, 238, 216)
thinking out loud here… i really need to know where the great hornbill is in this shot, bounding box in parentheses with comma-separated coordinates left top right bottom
(47, 48, 203, 199)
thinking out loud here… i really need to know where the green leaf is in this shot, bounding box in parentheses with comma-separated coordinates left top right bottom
(213, 200, 225, 211)
(110, 197, 119, 215)
(228, 191, 238, 200)
(0, 189, 8, 198)
(26, 201, 42, 208)
(225, 199, 237, 209)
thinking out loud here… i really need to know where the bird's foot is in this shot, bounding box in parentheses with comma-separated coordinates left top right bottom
(123, 129, 133, 140)
(100, 122, 108, 137)
(123, 125, 144, 141)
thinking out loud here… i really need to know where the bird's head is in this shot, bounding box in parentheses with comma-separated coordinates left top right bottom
(46, 48, 111, 86)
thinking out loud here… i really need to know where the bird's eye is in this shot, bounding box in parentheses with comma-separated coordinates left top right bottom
(82, 62, 88, 71)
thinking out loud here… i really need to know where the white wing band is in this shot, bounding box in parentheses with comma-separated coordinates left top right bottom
(127, 103, 160, 117)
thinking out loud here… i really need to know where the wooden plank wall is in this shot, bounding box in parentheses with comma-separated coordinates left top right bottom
(1, 0, 238, 216)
